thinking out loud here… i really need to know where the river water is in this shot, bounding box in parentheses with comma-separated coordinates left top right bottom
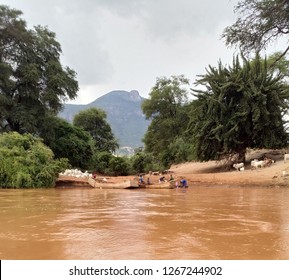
(1, 186, 289, 260)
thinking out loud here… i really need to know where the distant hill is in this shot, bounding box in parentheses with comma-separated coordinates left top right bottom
(58, 90, 150, 149)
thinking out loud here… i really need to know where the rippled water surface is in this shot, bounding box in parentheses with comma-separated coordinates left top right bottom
(1, 186, 289, 259)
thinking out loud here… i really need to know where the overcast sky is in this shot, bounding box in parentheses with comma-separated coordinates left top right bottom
(5, 0, 243, 104)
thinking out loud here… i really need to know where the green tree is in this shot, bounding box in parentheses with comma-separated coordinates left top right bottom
(0, 5, 78, 134)
(189, 55, 289, 162)
(93, 151, 114, 174)
(167, 136, 195, 164)
(222, 0, 289, 62)
(73, 108, 119, 153)
(39, 116, 95, 169)
(108, 156, 129, 176)
(267, 52, 289, 79)
(131, 152, 147, 174)
(129, 149, 163, 174)
(0, 132, 69, 188)
(142, 75, 190, 166)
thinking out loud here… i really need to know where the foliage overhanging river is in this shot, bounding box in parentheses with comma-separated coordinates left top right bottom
(1, 186, 289, 260)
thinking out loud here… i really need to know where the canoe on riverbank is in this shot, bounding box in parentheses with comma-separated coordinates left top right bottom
(56, 176, 175, 189)
(88, 177, 139, 189)
(56, 175, 91, 188)
(140, 181, 175, 189)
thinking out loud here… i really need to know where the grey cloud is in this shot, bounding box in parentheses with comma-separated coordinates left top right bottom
(139, 0, 237, 42)
(8, 0, 114, 85)
(5, 0, 239, 102)
(85, 0, 238, 42)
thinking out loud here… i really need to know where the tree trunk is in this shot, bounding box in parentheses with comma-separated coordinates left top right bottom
(238, 149, 246, 163)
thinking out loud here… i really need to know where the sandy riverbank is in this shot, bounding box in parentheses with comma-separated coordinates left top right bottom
(167, 149, 289, 187)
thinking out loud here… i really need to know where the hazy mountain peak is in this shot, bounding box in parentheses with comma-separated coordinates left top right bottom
(100, 90, 142, 102)
(128, 90, 142, 101)
(59, 90, 150, 148)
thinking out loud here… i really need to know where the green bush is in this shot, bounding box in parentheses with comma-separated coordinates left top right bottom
(0, 132, 70, 188)
(108, 157, 129, 176)
(130, 151, 164, 174)
(93, 151, 114, 174)
(14, 172, 33, 188)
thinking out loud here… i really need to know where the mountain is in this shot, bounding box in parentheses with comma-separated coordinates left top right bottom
(58, 90, 150, 149)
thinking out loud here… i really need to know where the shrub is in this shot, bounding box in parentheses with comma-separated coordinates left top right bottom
(0, 132, 69, 188)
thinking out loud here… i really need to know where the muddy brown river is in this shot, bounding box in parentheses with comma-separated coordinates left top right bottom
(1, 186, 289, 260)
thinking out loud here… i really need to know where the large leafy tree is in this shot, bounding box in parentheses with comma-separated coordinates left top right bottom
(0, 5, 78, 134)
(39, 116, 95, 169)
(142, 75, 190, 166)
(73, 108, 119, 153)
(222, 0, 289, 62)
(189, 55, 289, 162)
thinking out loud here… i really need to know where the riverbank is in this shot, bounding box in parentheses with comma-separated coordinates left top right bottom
(56, 149, 289, 188)
(168, 149, 289, 187)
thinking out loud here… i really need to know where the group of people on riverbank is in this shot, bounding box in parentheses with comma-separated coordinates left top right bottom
(159, 174, 188, 188)
(138, 173, 188, 188)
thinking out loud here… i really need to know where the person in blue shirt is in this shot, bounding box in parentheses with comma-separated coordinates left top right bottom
(180, 178, 188, 188)
(139, 174, 144, 184)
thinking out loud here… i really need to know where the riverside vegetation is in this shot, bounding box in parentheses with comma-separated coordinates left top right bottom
(2, 1, 289, 188)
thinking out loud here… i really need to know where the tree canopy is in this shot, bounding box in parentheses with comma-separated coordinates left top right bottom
(189, 55, 289, 162)
(39, 116, 95, 169)
(73, 108, 119, 153)
(142, 75, 191, 167)
(267, 52, 289, 79)
(0, 5, 78, 134)
(222, 0, 289, 61)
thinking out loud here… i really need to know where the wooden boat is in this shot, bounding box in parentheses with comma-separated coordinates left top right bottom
(88, 177, 139, 189)
(56, 175, 91, 188)
(141, 181, 175, 189)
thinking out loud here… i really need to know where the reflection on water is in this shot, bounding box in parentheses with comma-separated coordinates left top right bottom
(1, 186, 289, 259)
